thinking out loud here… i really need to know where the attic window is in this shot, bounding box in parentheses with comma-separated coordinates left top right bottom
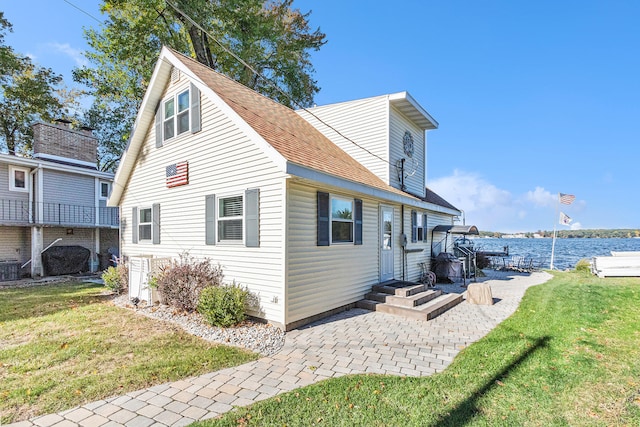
(162, 89, 190, 141)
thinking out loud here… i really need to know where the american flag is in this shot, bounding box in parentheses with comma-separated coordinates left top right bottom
(166, 161, 189, 188)
(559, 193, 575, 205)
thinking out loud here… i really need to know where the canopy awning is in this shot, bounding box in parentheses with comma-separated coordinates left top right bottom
(432, 225, 479, 235)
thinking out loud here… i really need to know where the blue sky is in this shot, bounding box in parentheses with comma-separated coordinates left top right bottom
(3, 1, 639, 233)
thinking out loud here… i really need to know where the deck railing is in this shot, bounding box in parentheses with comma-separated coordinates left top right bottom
(0, 199, 119, 227)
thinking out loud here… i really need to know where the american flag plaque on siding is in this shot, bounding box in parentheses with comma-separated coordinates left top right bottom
(166, 161, 189, 188)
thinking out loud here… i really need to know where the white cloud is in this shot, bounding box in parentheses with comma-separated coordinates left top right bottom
(525, 186, 556, 207)
(429, 169, 562, 233)
(570, 222, 582, 230)
(47, 42, 88, 68)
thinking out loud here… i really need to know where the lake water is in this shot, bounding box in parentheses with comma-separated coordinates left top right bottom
(471, 237, 640, 271)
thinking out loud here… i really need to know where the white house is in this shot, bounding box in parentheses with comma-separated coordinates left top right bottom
(109, 47, 461, 330)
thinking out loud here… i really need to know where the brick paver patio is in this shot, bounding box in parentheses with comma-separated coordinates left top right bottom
(7, 270, 551, 427)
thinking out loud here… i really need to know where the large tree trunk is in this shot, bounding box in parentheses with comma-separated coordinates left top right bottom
(187, 25, 215, 69)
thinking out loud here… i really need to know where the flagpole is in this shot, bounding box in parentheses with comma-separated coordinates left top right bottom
(550, 192, 559, 270)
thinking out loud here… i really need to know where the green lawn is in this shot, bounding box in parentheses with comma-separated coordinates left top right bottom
(0, 281, 258, 424)
(198, 271, 640, 426)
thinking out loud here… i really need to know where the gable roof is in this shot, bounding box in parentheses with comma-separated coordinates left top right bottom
(110, 47, 459, 216)
(169, 50, 409, 196)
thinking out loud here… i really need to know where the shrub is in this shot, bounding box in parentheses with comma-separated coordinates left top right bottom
(575, 258, 592, 274)
(197, 284, 249, 327)
(102, 263, 128, 295)
(155, 254, 223, 312)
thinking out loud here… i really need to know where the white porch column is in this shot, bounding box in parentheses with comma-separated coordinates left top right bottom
(31, 226, 44, 277)
(93, 228, 101, 272)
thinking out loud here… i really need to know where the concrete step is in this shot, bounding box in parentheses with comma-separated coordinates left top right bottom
(372, 283, 426, 297)
(385, 289, 442, 308)
(356, 299, 382, 311)
(415, 293, 464, 320)
(356, 292, 463, 321)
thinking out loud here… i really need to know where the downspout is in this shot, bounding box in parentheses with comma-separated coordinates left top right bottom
(401, 204, 405, 281)
(28, 167, 38, 223)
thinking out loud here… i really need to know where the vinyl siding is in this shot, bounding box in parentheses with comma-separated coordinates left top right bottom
(285, 181, 380, 325)
(389, 105, 425, 196)
(297, 97, 390, 184)
(0, 226, 29, 263)
(120, 76, 287, 325)
(0, 162, 30, 201)
(42, 170, 95, 207)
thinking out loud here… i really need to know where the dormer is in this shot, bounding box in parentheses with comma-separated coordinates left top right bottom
(297, 92, 438, 197)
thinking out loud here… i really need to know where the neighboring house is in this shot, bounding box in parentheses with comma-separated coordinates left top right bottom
(109, 46, 461, 330)
(0, 121, 119, 279)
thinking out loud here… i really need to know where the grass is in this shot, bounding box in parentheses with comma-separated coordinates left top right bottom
(197, 271, 640, 426)
(0, 281, 259, 424)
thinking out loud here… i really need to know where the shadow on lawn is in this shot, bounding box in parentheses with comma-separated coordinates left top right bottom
(431, 335, 551, 427)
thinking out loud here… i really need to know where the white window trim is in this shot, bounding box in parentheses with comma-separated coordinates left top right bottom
(99, 181, 111, 199)
(162, 88, 190, 142)
(217, 193, 244, 245)
(138, 206, 153, 242)
(330, 195, 354, 244)
(9, 165, 29, 192)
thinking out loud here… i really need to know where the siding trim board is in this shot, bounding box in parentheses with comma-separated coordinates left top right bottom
(289, 164, 458, 216)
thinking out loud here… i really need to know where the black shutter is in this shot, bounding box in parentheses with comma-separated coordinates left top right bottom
(155, 104, 163, 148)
(317, 192, 330, 246)
(411, 210, 418, 243)
(422, 213, 428, 242)
(245, 188, 259, 247)
(132, 207, 138, 243)
(152, 203, 160, 244)
(205, 194, 216, 245)
(190, 83, 201, 133)
(354, 199, 363, 245)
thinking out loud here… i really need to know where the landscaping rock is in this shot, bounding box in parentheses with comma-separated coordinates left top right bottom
(112, 294, 285, 356)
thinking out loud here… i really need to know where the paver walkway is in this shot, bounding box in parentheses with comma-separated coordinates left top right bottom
(8, 270, 551, 427)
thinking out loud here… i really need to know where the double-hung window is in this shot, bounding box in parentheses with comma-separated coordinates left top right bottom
(132, 204, 160, 244)
(411, 211, 428, 243)
(331, 197, 354, 243)
(163, 89, 190, 141)
(205, 189, 259, 247)
(218, 195, 244, 242)
(155, 83, 201, 148)
(138, 208, 153, 241)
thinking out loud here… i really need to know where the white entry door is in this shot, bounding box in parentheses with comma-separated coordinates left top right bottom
(380, 206, 394, 282)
